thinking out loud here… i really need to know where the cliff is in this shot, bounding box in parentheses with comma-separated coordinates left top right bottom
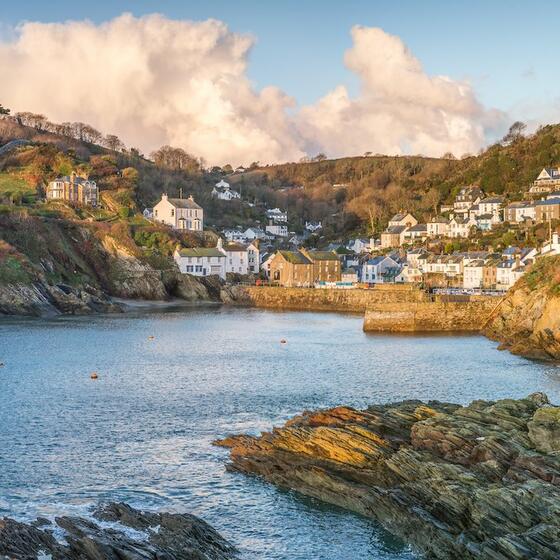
(0, 213, 234, 316)
(217, 393, 560, 560)
(484, 256, 560, 360)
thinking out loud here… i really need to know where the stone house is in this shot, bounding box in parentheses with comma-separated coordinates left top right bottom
(269, 251, 313, 287)
(154, 194, 203, 231)
(388, 213, 418, 228)
(535, 198, 560, 222)
(300, 249, 341, 283)
(381, 225, 407, 248)
(46, 171, 98, 206)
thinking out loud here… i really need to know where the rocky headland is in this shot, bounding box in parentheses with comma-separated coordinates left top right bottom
(0, 502, 238, 560)
(217, 393, 560, 560)
(485, 255, 560, 361)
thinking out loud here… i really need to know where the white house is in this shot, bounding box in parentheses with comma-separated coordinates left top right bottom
(260, 252, 276, 278)
(174, 247, 225, 279)
(478, 196, 504, 217)
(403, 224, 428, 242)
(453, 186, 483, 214)
(476, 213, 501, 231)
(463, 260, 485, 289)
(154, 194, 203, 231)
(216, 239, 260, 275)
(540, 232, 560, 257)
(388, 213, 418, 228)
(448, 216, 476, 238)
(223, 228, 247, 243)
(212, 180, 241, 201)
(266, 224, 288, 237)
(143, 208, 153, 219)
(505, 201, 535, 223)
(361, 255, 402, 284)
(346, 238, 373, 253)
(243, 227, 268, 240)
(529, 167, 560, 194)
(266, 208, 288, 223)
(496, 260, 526, 291)
(305, 221, 322, 232)
(427, 217, 449, 237)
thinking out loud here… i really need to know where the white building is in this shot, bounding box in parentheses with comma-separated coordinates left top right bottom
(173, 247, 225, 279)
(448, 216, 476, 238)
(154, 194, 203, 231)
(266, 224, 288, 237)
(427, 217, 449, 237)
(243, 227, 268, 240)
(476, 213, 501, 231)
(478, 196, 504, 217)
(305, 221, 322, 232)
(212, 180, 241, 201)
(463, 260, 485, 289)
(260, 253, 275, 278)
(388, 213, 418, 228)
(540, 232, 560, 257)
(529, 167, 560, 194)
(266, 208, 288, 223)
(505, 201, 535, 223)
(453, 186, 483, 214)
(217, 239, 260, 275)
(496, 260, 526, 291)
(346, 238, 373, 253)
(143, 208, 153, 219)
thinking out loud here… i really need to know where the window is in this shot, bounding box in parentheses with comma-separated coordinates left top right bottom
(186, 265, 193, 272)
(195, 265, 203, 272)
(171, 209, 175, 217)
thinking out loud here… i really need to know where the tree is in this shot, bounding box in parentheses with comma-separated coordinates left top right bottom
(424, 188, 441, 216)
(502, 121, 527, 145)
(104, 134, 125, 152)
(312, 153, 327, 162)
(0, 104, 10, 115)
(363, 151, 372, 157)
(150, 145, 201, 173)
(441, 152, 456, 160)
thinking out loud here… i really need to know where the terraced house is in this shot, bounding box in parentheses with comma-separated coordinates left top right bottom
(173, 247, 226, 279)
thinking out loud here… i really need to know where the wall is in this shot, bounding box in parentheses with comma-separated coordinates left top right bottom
(240, 285, 429, 313)
(363, 299, 500, 332)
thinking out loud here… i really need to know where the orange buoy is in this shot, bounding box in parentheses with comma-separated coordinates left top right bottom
(280, 339, 287, 344)
(90, 372, 99, 380)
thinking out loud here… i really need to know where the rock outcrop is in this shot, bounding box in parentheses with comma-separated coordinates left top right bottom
(0, 502, 237, 560)
(217, 393, 560, 560)
(484, 256, 560, 361)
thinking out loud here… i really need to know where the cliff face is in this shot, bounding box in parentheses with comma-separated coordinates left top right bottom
(217, 393, 560, 560)
(0, 213, 232, 316)
(484, 256, 560, 361)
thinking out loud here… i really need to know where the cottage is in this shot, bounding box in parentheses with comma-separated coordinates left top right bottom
(260, 252, 275, 278)
(341, 268, 359, 284)
(362, 255, 402, 284)
(265, 224, 288, 237)
(505, 201, 535, 223)
(266, 208, 288, 223)
(173, 247, 225, 279)
(476, 213, 501, 231)
(243, 227, 267, 241)
(448, 216, 476, 238)
(46, 172, 98, 206)
(305, 221, 322, 232)
(212, 180, 241, 201)
(346, 238, 373, 253)
(403, 223, 428, 242)
(478, 197, 504, 217)
(381, 226, 407, 248)
(388, 213, 418, 228)
(142, 208, 153, 219)
(153, 194, 203, 231)
(427, 217, 449, 237)
(496, 259, 526, 291)
(453, 186, 484, 214)
(463, 259, 485, 289)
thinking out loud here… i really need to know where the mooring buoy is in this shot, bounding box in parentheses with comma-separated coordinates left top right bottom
(90, 372, 99, 380)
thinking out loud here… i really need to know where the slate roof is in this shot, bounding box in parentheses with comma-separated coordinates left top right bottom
(305, 251, 340, 261)
(535, 198, 560, 206)
(168, 197, 202, 209)
(278, 251, 312, 265)
(177, 248, 224, 258)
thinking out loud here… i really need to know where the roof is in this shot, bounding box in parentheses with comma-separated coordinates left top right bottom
(535, 198, 560, 206)
(385, 225, 407, 234)
(480, 197, 504, 204)
(278, 251, 312, 265)
(389, 213, 413, 222)
(304, 250, 340, 261)
(406, 224, 427, 232)
(477, 213, 495, 220)
(507, 201, 533, 208)
(223, 243, 247, 252)
(177, 248, 224, 258)
(167, 197, 202, 209)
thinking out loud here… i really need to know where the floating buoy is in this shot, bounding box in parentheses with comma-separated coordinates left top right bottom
(148, 336, 155, 340)
(90, 372, 99, 380)
(280, 339, 287, 344)
(0, 362, 4, 367)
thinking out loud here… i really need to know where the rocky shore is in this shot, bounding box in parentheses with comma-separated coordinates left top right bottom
(0, 502, 238, 560)
(217, 393, 560, 560)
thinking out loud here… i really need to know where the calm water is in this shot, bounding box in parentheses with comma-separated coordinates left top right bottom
(2, 307, 560, 559)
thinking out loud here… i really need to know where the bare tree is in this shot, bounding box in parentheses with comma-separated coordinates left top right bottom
(104, 134, 125, 152)
(502, 121, 527, 145)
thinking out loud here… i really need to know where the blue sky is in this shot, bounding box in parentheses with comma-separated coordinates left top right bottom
(1, 0, 558, 114)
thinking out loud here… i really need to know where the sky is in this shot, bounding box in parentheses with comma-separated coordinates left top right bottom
(0, 1, 559, 165)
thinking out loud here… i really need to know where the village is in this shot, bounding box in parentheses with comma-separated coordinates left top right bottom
(45, 166, 560, 294)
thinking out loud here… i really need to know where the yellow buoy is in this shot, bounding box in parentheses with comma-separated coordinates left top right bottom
(90, 372, 99, 380)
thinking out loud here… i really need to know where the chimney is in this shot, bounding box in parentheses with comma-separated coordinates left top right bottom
(162, 193, 168, 201)
(189, 195, 194, 200)
(179, 188, 183, 199)
(216, 238, 223, 250)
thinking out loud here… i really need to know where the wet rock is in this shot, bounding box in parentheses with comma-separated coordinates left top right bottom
(0, 502, 237, 560)
(218, 394, 560, 560)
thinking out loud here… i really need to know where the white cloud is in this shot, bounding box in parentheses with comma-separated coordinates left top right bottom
(0, 16, 503, 164)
